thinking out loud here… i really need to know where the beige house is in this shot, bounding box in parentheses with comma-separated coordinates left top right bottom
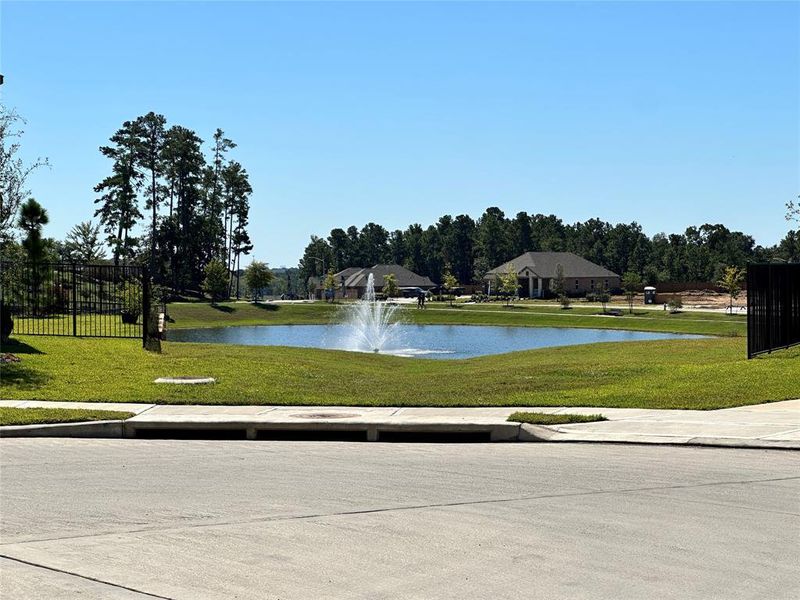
(485, 252, 620, 298)
(316, 264, 435, 299)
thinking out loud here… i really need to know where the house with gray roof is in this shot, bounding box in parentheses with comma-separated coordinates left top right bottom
(317, 264, 435, 299)
(485, 252, 620, 298)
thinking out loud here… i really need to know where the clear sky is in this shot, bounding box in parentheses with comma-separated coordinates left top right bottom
(2, 1, 798, 267)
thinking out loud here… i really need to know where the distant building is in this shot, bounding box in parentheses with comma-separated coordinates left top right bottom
(485, 252, 620, 298)
(317, 264, 435, 299)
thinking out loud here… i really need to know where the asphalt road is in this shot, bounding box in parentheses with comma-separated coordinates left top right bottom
(1, 439, 798, 599)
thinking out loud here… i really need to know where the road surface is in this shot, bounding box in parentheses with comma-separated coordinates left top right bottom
(1, 439, 798, 599)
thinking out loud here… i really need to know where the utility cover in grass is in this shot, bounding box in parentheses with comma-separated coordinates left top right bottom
(154, 376, 216, 385)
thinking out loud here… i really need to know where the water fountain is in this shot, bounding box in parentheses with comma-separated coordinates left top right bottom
(342, 273, 400, 353)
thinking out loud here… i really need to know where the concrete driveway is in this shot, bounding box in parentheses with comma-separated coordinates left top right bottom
(1, 440, 798, 599)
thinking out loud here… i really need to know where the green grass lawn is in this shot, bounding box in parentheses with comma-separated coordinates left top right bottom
(507, 412, 607, 425)
(0, 407, 134, 426)
(165, 300, 746, 337)
(1, 335, 796, 410)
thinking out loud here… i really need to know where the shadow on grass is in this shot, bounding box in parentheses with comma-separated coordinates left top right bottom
(211, 304, 236, 314)
(0, 364, 50, 389)
(252, 303, 279, 312)
(0, 339, 45, 355)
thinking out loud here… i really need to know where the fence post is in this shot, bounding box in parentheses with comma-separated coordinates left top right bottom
(72, 263, 78, 337)
(142, 265, 151, 349)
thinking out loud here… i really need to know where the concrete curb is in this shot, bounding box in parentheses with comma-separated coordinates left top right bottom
(1, 418, 797, 449)
(0, 420, 125, 438)
(121, 419, 522, 442)
(517, 424, 800, 450)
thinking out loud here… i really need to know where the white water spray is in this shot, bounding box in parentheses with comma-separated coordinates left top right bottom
(342, 273, 400, 353)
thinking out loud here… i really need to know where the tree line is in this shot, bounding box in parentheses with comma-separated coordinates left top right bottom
(1, 108, 256, 300)
(299, 207, 800, 289)
(92, 113, 253, 296)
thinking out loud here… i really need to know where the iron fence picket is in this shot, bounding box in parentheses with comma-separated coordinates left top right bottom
(1, 261, 149, 341)
(747, 263, 800, 358)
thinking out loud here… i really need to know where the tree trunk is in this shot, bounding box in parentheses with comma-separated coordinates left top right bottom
(114, 221, 123, 266)
(236, 252, 241, 299)
(151, 169, 157, 272)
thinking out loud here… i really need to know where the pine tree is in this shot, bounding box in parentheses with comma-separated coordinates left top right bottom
(65, 220, 106, 262)
(134, 112, 167, 271)
(94, 120, 143, 265)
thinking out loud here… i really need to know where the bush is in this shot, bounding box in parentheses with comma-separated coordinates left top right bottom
(668, 297, 683, 313)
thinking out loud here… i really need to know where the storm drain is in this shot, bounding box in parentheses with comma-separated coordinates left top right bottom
(134, 428, 247, 440)
(377, 430, 492, 443)
(256, 429, 367, 442)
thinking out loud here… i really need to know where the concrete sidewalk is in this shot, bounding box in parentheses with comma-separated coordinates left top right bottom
(1, 399, 798, 449)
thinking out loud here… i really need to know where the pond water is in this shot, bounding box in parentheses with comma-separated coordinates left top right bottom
(168, 324, 704, 360)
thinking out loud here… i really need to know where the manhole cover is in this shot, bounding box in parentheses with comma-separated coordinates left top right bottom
(154, 376, 216, 385)
(291, 412, 361, 420)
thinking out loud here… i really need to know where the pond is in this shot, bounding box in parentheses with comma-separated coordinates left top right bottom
(167, 324, 704, 360)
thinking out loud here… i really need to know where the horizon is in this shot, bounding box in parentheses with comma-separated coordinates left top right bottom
(2, 0, 798, 267)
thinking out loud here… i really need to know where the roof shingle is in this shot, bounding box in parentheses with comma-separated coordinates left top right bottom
(485, 252, 619, 279)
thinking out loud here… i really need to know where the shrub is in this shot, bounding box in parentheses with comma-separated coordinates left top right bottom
(202, 259, 229, 303)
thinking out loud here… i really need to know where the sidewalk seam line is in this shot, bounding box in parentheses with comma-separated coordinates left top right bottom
(0, 554, 174, 599)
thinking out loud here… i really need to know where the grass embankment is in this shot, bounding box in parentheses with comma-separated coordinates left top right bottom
(2, 335, 796, 410)
(0, 407, 134, 426)
(166, 301, 746, 337)
(507, 412, 607, 425)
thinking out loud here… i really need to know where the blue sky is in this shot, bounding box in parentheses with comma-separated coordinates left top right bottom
(2, 1, 798, 266)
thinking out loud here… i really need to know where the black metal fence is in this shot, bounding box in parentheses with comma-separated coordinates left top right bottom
(747, 263, 800, 358)
(1, 261, 150, 343)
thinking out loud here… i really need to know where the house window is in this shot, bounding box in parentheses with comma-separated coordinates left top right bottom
(590, 280, 595, 290)
(604, 279, 608, 289)
(575, 279, 579, 290)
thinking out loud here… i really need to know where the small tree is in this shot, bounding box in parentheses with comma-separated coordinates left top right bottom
(244, 260, 273, 302)
(595, 282, 611, 314)
(498, 263, 519, 306)
(65, 220, 107, 262)
(382, 273, 399, 299)
(322, 269, 337, 302)
(621, 271, 643, 314)
(18, 198, 49, 263)
(442, 270, 459, 307)
(668, 296, 683, 313)
(0, 107, 50, 243)
(550, 264, 570, 309)
(718, 266, 745, 314)
(202, 258, 229, 304)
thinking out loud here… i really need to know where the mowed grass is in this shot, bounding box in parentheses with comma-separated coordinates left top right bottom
(0, 407, 134, 426)
(507, 412, 607, 425)
(166, 300, 746, 337)
(1, 335, 797, 410)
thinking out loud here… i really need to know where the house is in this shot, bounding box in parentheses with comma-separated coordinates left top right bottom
(484, 252, 620, 298)
(317, 264, 435, 299)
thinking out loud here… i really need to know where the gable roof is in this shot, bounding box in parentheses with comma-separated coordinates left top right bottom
(335, 264, 435, 289)
(485, 252, 619, 279)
